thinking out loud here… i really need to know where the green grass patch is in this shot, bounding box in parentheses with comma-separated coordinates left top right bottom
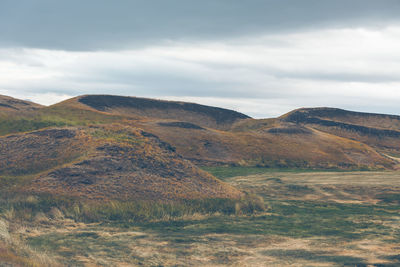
(0, 107, 124, 136)
(136, 200, 399, 241)
(376, 193, 400, 204)
(0, 117, 67, 136)
(261, 249, 366, 266)
(201, 166, 355, 179)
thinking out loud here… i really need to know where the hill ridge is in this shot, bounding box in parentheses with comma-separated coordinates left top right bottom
(76, 94, 251, 129)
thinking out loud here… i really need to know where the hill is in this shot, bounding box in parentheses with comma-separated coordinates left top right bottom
(46, 95, 396, 170)
(0, 94, 42, 114)
(137, 119, 394, 170)
(281, 107, 400, 130)
(0, 125, 242, 201)
(71, 95, 251, 130)
(0, 94, 398, 180)
(281, 107, 400, 159)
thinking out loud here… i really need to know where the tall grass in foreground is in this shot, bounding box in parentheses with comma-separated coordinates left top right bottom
(0, 194, 266, 224)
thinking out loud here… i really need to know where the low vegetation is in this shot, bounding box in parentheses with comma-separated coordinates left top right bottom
(2, 169, 400, 266)
(0, 194, 265, 225)
(1, 94, 400, 265)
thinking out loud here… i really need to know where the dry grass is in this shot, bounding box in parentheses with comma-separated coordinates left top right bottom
(137, 119, 394, 170)
(2, 170, 398, 266)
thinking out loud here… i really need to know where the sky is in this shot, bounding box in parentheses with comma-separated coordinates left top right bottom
(1, 0, 400, 118)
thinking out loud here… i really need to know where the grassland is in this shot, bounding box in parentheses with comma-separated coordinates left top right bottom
(1, 168, 400, 266)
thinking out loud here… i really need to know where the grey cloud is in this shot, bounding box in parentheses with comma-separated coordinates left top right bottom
(1, 0, 400, 50)
(273, 71, 400, 84)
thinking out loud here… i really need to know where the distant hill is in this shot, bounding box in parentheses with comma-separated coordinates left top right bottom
(138, 118, 394, 170)
(72, 95, 251, 130)
(281, 107, 400, 130)
(281, 107, 400, 159)
(0, 95, 42, 113)
(0, 94, 399, 199)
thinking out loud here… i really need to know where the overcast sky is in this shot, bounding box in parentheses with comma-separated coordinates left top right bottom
(1, 0, 400, 118)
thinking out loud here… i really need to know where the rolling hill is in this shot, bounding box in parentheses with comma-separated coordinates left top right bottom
(0, 95, 42, 114)
(0, 125, 241, 201)
(0, 93, 399, 203)
(56, 95, 251, 130)
(281, 107, 400, 159)
(45, 95, 395, 170)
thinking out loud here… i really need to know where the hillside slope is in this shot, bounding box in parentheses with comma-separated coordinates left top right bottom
(0, 125, 242, 201)
(281, 108, 400, 157)
(0, 95, 42, 114)
(137, 120, 394, 169)
(70, 95, 251, 130)
(0, 94, 397, 171)
(282, 107, 400, 130)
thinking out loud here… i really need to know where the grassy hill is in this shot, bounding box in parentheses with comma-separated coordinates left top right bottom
(0, 95, 42, 112)
(138, 120, 394, 169)
(76, 95, 250, 130)
(0, 94, 397, 171)
(281, 107, 400, 158)
(281, 107, 400, 130)
(0, 125, 241, 201)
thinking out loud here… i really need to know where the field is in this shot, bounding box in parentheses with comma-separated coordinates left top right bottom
(1, 168, 399, 266)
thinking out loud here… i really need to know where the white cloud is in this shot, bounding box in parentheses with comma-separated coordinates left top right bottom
(0, 26, 400, 117)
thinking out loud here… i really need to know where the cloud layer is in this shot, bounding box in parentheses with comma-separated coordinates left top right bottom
(0, 1, 400, 117)
(1, 0, 400, 51)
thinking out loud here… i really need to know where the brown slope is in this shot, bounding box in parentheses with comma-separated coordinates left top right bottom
(281, 108, 400, 157)
(44, 95, 397, 170)
(281, 107, 400, 130)
(4, 94, 394, 170)
(0, 125, 241, 201)
(66, 94, 251, 130)
(134, 119, 395, 170)
(0, 95, 43, 113)
(0, 128, 90, 176)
